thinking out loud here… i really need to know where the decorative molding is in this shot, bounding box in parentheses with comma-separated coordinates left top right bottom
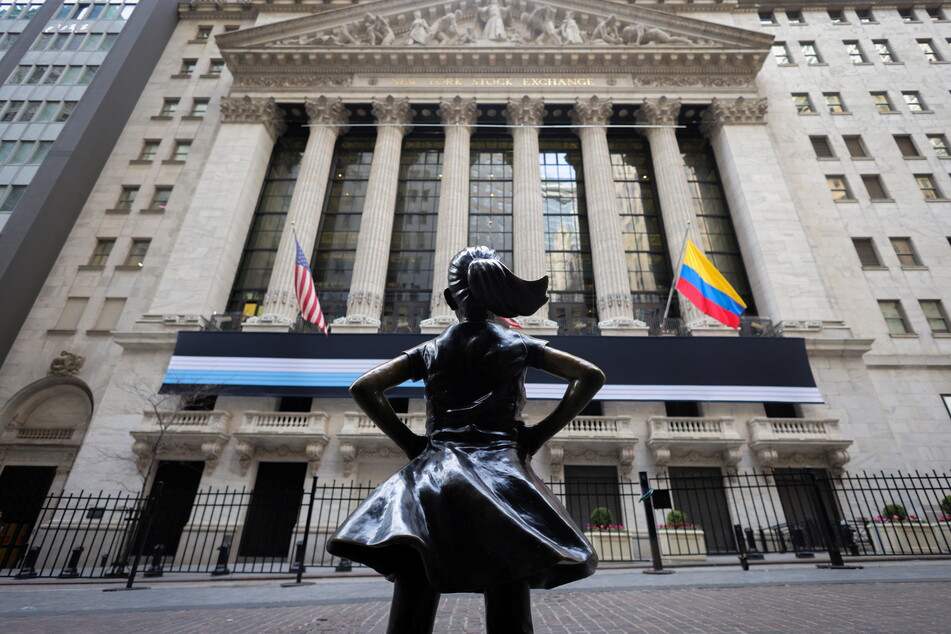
(636, 96, 680, 126)
(570, 96, 613, 127)
(48, 351, 85, 377)
(344, 290, 384, 323)
(630, 74, 754, 88)
(304, 96, 350, 134)
(234, 73, 353, 90)
(219, 96, 286, 139)
(505, 96, 546, 126)
(438, 96, 479, 127)
(371, 95, 414, 128)
(700, 96, 768, 136)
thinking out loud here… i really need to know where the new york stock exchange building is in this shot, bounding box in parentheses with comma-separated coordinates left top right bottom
(2, 0, 951, 571)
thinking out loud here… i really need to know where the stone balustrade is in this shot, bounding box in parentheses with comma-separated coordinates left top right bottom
(647, 415, 743, 467)
(747, 417, 852, 470)
(132, 409, 233, 476)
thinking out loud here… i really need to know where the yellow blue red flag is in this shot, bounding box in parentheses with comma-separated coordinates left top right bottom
(676, 239, 747, 328)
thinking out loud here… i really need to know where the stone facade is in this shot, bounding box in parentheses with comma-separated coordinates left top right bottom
(1, 0, 950, 503)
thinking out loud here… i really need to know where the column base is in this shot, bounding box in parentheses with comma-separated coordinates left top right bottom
(598, 319, 650, 337)
(241, 315, 294, 333)
(518, 317, 560, 336)
(687, 319, 739, 337)
(331, 316, 381, 334)
(420, 316, 457, 335)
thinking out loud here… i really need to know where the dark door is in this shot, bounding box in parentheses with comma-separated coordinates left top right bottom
(146, 461, 204, 556)
(668, 467, 734, 554)
(238, 462, 306, 558)
(0, 466, 57, 568)
(564, 466, 623, 531)
(774, 468, 840, 550)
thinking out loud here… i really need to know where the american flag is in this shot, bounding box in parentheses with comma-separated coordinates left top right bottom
(499, 316, 522, 328)
(294, 237, 328, 335)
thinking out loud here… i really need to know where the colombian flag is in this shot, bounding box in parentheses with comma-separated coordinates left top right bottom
(676, 240, 747, 328)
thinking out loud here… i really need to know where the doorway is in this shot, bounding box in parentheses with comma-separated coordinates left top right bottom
(238, 462, 307, 558)
(773, 468, 839, 550)
(564, 465, 622, 531)
(668, 467, 734, 554)
(146, 461, 204, 556)
(0, 466, 57, 568)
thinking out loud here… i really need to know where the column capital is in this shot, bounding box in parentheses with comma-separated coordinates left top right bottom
(699, 97, 768, 136)
(220, 96, 286, 138)
(372, 95, 414, 131)
(636, 96, 681, 127)
(570, 96, 613, 127)
(504, 96, 545, 127)
(438, 96, 479, 128)
(305, 96, 350, 133)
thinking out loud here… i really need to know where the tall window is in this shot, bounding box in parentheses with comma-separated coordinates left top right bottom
(902, 91, 927, 112)
(929, 134, 951, 157)
(920, 300, 950, 333)
(844, 41, 867, 63)
(609, 136, 672, 320)
(792, 93, 815, 114)
(800, 42, 822, 64)
(382, 135, 442, 333)
(919, 39, 943, 62)
(871, 92, 895, 113)
(540, 136, 596, 333)
(227, 128, 306, 316)
(310, 135, 375, 322)
(681, 135, 755, 313)
(915, 174, 943, 199)
(771, 43, 791, 64)
(824, 93, 847, 113)
(88, 238, 115, 267)
(468, 136, 514, 267)
(879, 300, 912, 334)
(873, 40, 897, 62)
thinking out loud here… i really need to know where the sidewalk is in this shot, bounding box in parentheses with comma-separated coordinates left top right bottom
(2, 559, 950, 632)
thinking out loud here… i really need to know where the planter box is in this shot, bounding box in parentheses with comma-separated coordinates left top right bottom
(935, 522, 951, 554)
(657, 528, 707, 562)
(876, 522, 941, 555)
(584, 531, 634, 561)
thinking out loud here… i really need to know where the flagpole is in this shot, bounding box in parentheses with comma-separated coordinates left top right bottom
(662, 222, 691, 322)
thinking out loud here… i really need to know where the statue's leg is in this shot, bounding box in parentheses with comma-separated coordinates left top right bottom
(484, 579, 533, 634)
(386, 572, 440, 634)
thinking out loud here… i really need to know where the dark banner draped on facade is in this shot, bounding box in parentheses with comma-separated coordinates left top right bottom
(162, 332, 822, 403)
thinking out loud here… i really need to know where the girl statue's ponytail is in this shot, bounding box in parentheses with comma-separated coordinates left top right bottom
(447, 247, 548, 318)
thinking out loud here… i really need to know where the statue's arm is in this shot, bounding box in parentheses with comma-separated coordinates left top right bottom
(523, 348, 605, 455)
(349, 355, 427, 460)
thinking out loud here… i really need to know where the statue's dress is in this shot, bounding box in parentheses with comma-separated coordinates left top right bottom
(327, 321, 597, 593)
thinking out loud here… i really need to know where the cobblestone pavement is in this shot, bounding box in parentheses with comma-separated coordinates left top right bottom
(2, 561, 951, 633)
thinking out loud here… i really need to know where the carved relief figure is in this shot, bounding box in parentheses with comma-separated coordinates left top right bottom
(328, 247, 603, 634)
(523, 5, 561, 45)
(478, 0, 511, 42)
(407, 10, 431, 45)
(431, 9, 465, 44)
(622, 22, 695, 46)
(365, 13, 396, 46)
(331, 23, 360, 46)
(590, 14, 621, 45)
(560, 10, 584, 44)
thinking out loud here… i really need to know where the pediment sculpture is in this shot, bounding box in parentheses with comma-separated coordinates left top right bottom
(272, 0, 714, 49)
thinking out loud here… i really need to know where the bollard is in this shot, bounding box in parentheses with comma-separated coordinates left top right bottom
(289, 540, 306, 574)
(211, 540, 231, 576)
(58, 546, 84, 578)
(15, 546, 41, 579)
(758, 528, 770, 554)
(839, 521, 860, 556)
(335, 558, 352, 573)
(738, 553, 749, 571)
(790, 524, 815, 559)
(143, 544, 165, 578)
(104, 558, 129, 578)
(745, 527, 764, 560)
(733, 524, 748, 558)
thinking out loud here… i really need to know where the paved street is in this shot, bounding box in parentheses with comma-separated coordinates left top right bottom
(2, 560, 951, 632)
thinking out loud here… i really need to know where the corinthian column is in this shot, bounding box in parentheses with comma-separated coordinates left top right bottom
(250, 97, 349, 330)
(336, 96, 413, 333)
(636, 97, 703, 324)
(147, 96, 285, 320)
(421, 96, 478, 334)
(700, 97, 838, 325)
(570, 96, 639, 334)
(505, 96, 557, 332)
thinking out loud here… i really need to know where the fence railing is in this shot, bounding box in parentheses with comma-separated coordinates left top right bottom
(2, 471, 949, 578)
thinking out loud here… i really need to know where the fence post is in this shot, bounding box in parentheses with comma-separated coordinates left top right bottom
(639, 471, 673, 575)
(282, 476, 317, 587)
(104, 482, 163, 591)
(15, 546, 41, 579)
(58, 546, 84, 578)
(143, 544, 165, 578)
(806, 470, 861, 570)
(211, 540, 231, 576)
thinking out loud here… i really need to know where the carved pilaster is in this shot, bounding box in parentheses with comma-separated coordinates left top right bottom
(220, 96, 286, 139)
(570, 96, 613, 128)
(723, 447, 743, 468)
(340, 442, 356, 478)
(619, 445, 636, 481)
(504, 96, 545, 126)
(756, 448, 779, 468)
(201, 441, 223, 475)
(306, 442, 325, 477)
(305, 96, 350, 131)
(438, 96, 479, 128)
(636, 97, 681, 127)
(699, 97, 768, 137)
(236, 441, 254, 476)
(652, 446, 671, 467)
(548, 444, 565, 481)
(371, 95, 414, 129)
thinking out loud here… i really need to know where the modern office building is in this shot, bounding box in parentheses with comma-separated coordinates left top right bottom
(0, 0, 949, 559)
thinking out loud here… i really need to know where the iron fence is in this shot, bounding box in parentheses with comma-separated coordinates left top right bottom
(2, 470, 949, 578)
